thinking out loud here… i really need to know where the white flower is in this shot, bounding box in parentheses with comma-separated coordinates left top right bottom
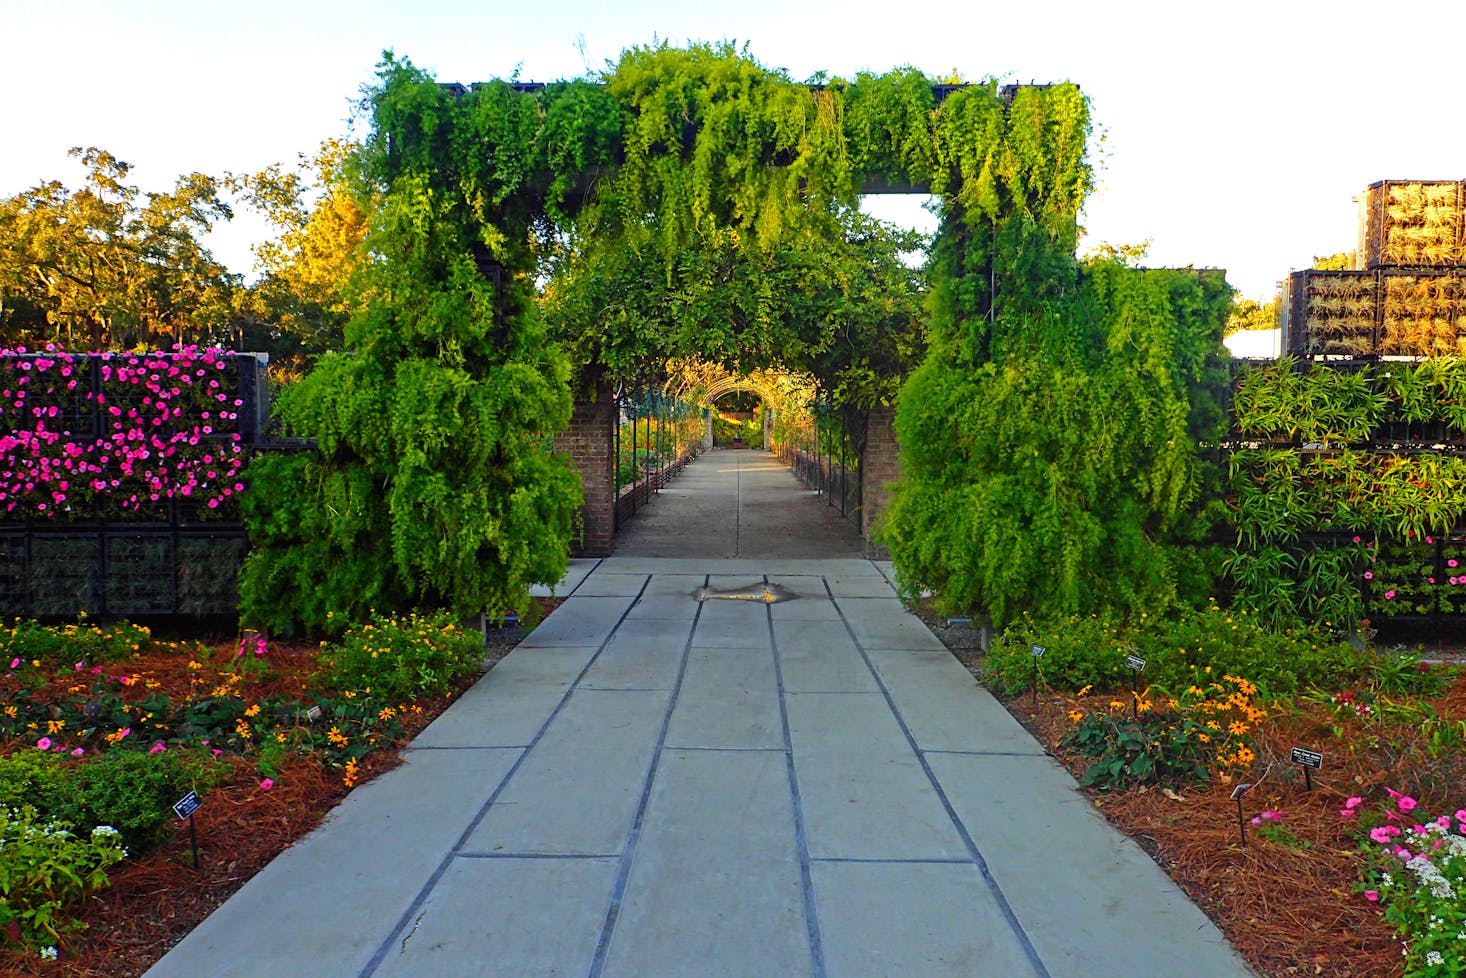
(91, 824, 120, 838)
(39, 946, 58, 961)
(1425, 950, 1444, 966)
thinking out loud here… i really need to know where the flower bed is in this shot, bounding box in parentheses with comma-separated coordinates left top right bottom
(0, 611, 504, 975)
(970, 624, 1466, 978)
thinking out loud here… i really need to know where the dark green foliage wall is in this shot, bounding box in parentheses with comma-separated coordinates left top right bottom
(238, 59, 582, 633)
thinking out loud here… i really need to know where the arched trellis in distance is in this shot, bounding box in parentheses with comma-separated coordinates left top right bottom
(663, 359, 814, 451)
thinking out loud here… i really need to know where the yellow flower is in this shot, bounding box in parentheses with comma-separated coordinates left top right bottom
(1068, 710, 1085, 723)
(1076, 685, 1093, 697)
(1197, 733, 1211, 743)
(187, 660, 202, 670)
(1228, 721, 1249, 736)
(46, 719, 65, 734)
(244, 704, 260, 718)
(1109, 700, 1125, 710)
(378, 706, 395, 721)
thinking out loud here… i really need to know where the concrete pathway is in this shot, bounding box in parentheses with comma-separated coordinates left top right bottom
(145, 453, 1256, 978)
(614, 449, 864, 558)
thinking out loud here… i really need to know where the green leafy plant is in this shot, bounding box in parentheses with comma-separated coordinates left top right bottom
(48, 748, 222, 855)
(990, 604, 1366, 697)
(311, 610, 483, 705)
(0, 807, 127, 953)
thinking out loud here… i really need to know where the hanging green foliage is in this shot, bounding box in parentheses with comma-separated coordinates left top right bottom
(884, 260, 1232, 624)
(239, 58, 581, 633)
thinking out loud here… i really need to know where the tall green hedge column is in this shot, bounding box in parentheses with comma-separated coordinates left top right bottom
(239, 60, 582, 632)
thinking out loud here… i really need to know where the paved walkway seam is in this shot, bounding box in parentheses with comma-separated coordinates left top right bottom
(358, 575, 654, 978)
(766, 576, 828, 978)
(454, 851, 621, 860)
(585, 577, 707, 978)
(810, 856, 974, 865)
(825, 580, 1054, 978)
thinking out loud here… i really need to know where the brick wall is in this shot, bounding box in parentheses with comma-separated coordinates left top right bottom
(860, 406, 902, 559)
(552, 391, 616, 557)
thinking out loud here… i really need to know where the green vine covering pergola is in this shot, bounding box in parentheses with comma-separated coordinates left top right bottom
(238, 41, 1232, 633)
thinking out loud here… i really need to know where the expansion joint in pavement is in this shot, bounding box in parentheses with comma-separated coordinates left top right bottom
(767, 574, 829, 978)
(357, 575, 656, 978)
(824, 578, 1055, 978)
(585, 576, 708, 978)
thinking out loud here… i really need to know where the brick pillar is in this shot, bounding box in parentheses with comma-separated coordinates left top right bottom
(553, 389, 616, 557)
(860, 406, 902, 559)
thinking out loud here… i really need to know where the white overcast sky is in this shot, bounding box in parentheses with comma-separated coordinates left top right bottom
(4, 0, 1464, 301)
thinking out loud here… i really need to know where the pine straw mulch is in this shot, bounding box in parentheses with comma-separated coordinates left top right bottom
(0, 618, 538, 978)
(968, 654, 1466, 978)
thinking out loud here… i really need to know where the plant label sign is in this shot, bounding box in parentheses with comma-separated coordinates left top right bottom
(1230, 783, 1252, 801)
(172, 790, 202, 821)
(1124, 654, 1146, 672)
(1290, 748, 1323, 770)
(1030, 645, 1046, 658)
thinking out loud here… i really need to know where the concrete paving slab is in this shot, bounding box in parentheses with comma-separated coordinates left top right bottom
(571, 572, 650, 597)
(143, 747, 523, 978)
(812, 862, 1042, 978)
(578, 625, 689, 690)
(625, 593, 701, 620)
(834, 597, 948, 651)
(775, 638, 879, 693)
(787, 692, 966, 859)
(372, 856, 618, 978)
(867, 650, 1046, 755)
(465, 688, 670, 856)
(530, 557, 601, 598)
(639, 573, 710, 597)
(412, 647, 598, 747)
(824, 574, 897, 598)
(768, 593, 843, 621)
(665, 646, 784, 749)
(928, 752, 1256, 978)
(519, 595, 636, 647)
(692, 598, 773, 648)
(601, 749, 811, 978)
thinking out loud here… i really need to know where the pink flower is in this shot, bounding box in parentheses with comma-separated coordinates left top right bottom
(1260, 810, 1282, 822)
(1345, 796, 1364, 809)
(1450, 559, 1460, 568)
(1384, 590, 1396, 600)
(1370, 826, 1397, 843)
(259, 778, 274, 792)
(1456, 809, 1466, 824)
(1397, 795, 1418, 813)
(71, 747, 84, 757)
(36, 737, 52, 750)
(9, 657, 18, 669)
(1364, 890, 1379, 902)
(211, 749, 222, 757)
(1352, 536, 1361, 544)
(1363, 572, 1374, 580)
(149, 742, 167, 755)
(1340, 807, 1358, 820)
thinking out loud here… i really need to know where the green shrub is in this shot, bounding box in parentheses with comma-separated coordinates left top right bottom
(991, 604, 1369, 697)
(0, 750, 67, 813)
(0, 618, 152, 669)
(49, 748, 221, 855)
(311, 610, 484, 705)
(0, 806, 127, 952)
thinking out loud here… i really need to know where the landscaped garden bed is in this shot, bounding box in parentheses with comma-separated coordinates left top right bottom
(937, 604, 1466, 978)
(0, 609, 548, 977)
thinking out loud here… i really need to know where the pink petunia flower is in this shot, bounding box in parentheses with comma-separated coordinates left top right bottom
(1397, 795, 1418, 813)
(36, 737, 52, 750)
(259, 778, 274, 791)
(1364, 890, 1379, 902)
(149, 742, 167, 755)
